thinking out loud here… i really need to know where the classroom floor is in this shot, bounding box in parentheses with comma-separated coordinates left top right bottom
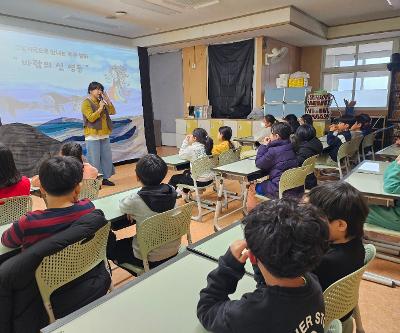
(31, 146, 400, 333)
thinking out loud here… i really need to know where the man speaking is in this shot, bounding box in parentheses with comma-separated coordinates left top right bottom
(81, 81, 116, 186)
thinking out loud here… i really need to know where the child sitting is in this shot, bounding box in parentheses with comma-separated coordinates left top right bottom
(350, 115, 371, 138)
(325, 117, 352, 162)
(197, 199, 329, 333)
(299, 114, 313, 126)
(31, 142, 98, 188)
(212, 126, 234, 155)
(307, 182, 368, 325)
(109, 154, 178, 274)
(255, 122, 298, 198)
(0, 143, 30, 200)
(168, 128, 214, 194)
(1, 156, 95, 248)
(293, 124, 323, 189)
(366, 155, 400, 231)
(255, 114, 276, 143)
(283, 114, 300, 134)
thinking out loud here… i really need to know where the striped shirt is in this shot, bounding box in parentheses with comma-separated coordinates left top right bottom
(1, 199, 95, 249)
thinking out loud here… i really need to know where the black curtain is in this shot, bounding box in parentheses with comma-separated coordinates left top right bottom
(138, 47, 156, 154)
(208, 39, 254, 119)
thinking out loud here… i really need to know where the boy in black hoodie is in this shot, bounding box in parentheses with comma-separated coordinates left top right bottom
(326, 117, 353, 162)
(197, 199, 329, 333)
(108, 154, 177, 274)
(306, 182, 368, 330)
(294, 124, 323, 189)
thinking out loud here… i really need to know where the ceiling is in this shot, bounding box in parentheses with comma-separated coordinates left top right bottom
(1, 0, 400, 39)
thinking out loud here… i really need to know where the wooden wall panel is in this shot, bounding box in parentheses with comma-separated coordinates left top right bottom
(262, 38, 301, 95)
(182, 45, 208, 117)
(300, 46, 323, 91)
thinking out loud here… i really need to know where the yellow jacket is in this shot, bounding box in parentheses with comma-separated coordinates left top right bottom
(81, 98, 116, 136)
(212, 140, 231, 155)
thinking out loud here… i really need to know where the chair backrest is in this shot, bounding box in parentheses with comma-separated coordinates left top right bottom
(137, 202, 195, 271)
(323, 244, 376, 329)
(35, 222, 110, 322)
(218, 149, 240, 166)
(190, 156, 212, 180)
(0, 195, 32, 225)
(278, 166, 308, 198)
(347, 136, 363, 156)
(302, 155, 318, 176)
(361, 132, 376, 150)
(364, 243, 376, 265)
(337, 140, 352, 162)
(78, 178, 102, 200)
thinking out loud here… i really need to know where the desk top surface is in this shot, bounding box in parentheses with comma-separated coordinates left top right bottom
(212, 158, 261, 177)
(0, 224, 15, 255)
(93, 188, 140, 222)
(376, 144, 400, 158)
(42, 252, 256, 333)
(353, 160, 390, 175)
(234, 136, 257, 143)
(188, 222, 253, 274)
(344, 168, 397, 199)
(162, 154, 189, 166)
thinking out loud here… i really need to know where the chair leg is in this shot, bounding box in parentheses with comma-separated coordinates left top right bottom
(338, 161, 343, 179)
(45, 302, 56, 323)
(353, 304, 365, 333)
(371, 148, 375, 160)
(192, 187, 203, 222)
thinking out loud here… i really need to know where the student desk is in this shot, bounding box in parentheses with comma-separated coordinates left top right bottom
(0, 223, 20, 263)
(162, 154, 190, 171)
(41, 252, 256, 333)
(212, 158, 266, 231)
(376, 144, 400, 160)
(353, 160, 390, 175)
(188, 222, 254, 275)
(234, 136, 258, 147)
(344, 165, 396, 202)
(93, 188, 140, 222)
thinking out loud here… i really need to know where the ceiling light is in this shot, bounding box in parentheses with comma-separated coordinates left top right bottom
(193, 0, 219, 9)
(115, 11, 128, 16)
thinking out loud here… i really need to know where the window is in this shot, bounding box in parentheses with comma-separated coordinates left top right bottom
(322, 40, 395, 108)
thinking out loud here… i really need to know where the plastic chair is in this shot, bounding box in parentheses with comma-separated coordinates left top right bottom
(178, 156, 215, 221)
(255, 165, 308, 201)
(35, 223, 111, 323)
(347, 136, 363, 165)
(361, 132, 376, 160)
(118, 202, 195, 276)
(218, 149, 240, 167)
(78, 177, 103, 200)
(352, 244, 377, 333)
(323, 244, 376, 333)
(326, 319, 343, 333)
(315, 140, 352, 179)
(0, 195, 32, 225)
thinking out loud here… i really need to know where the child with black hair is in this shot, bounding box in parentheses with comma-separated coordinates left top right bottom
(255, 114, 276, 142)
(31, 142, 98, 188)
(254, 122, 298, 198)
(0, 143, 30, 200)
(307, 182, 368, 326)
(350, 114, 372, 138)
(168, 128, 214, 194)
(283, 114, 300, 134)
(1, 156, 95, 248)
(197, 199, 329, 333)
(299, 114, 314, 126)
(294, 124, 323, 189)
(109, 154, 178, 273)
(325, 117, 352, 162)
(212, 126, 234, 155)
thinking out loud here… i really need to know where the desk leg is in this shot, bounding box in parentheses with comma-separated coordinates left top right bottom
(213, 176, 224, 232)
(241, 180, 249, 216)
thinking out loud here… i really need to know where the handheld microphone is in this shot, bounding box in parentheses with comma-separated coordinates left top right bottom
(100, 95, 108, 105)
